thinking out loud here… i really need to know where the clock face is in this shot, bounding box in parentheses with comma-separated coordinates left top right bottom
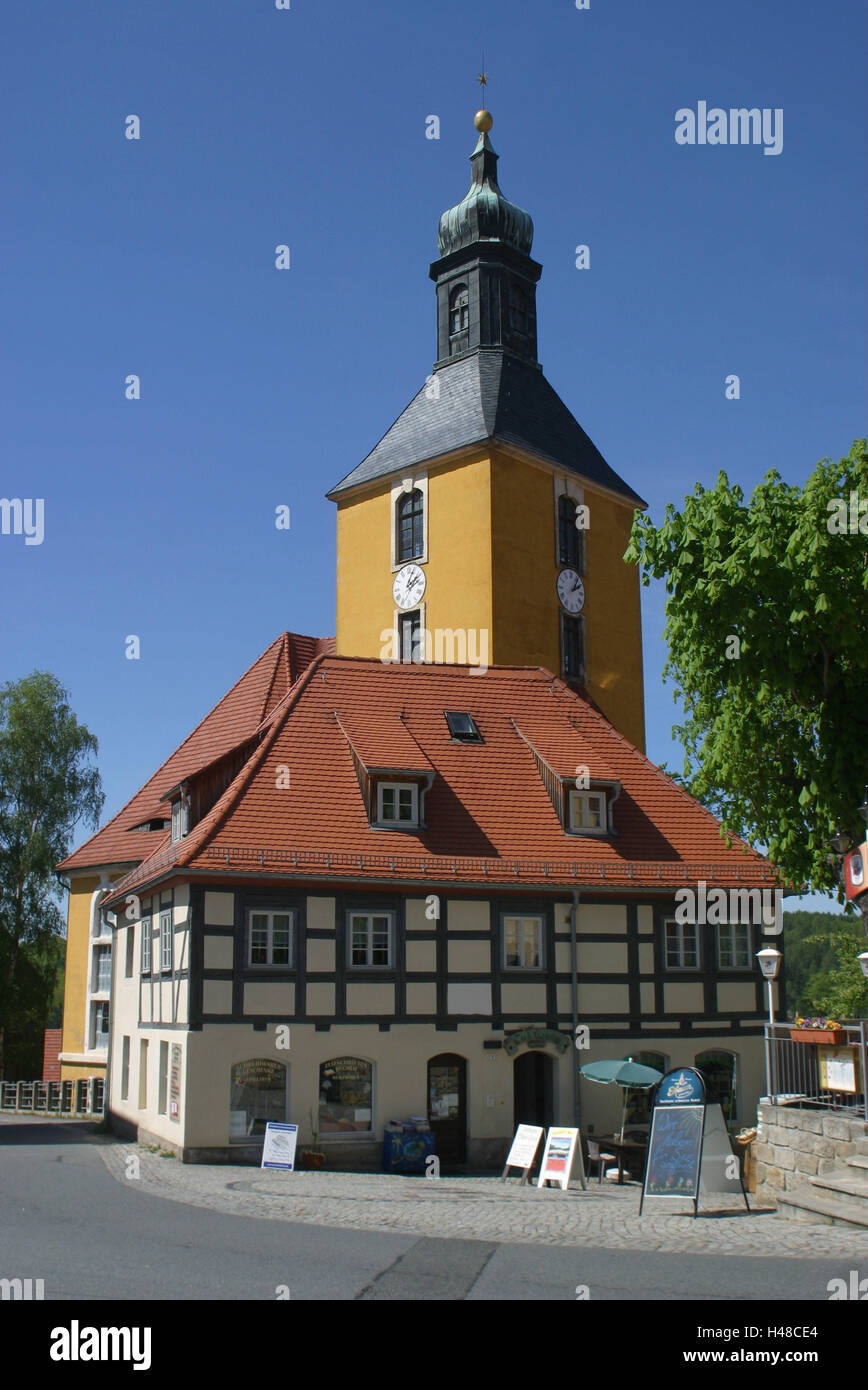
(393, 563, 426, 611)
(557, 568, 585, 614)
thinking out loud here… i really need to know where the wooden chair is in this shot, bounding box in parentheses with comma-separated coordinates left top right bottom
(586, 1139, 617, 1183)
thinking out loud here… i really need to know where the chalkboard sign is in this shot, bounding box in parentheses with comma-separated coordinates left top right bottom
(644, 1105, 704, 1197)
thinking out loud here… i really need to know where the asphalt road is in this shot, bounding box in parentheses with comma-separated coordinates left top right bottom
(0, 1116, 861, 1301)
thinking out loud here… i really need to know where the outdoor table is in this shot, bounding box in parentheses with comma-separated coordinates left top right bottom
(595, 1135, 647, 1184)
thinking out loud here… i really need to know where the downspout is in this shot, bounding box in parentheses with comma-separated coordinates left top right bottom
(571, 889, 581, 1129)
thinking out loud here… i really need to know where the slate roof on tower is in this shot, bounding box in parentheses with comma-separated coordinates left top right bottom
(99, 650, 775, 909)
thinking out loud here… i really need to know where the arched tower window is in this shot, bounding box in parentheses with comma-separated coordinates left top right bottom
(558, 494, 585, 573)
(449, 283, 469, 336)
(396, 487, 424, 561)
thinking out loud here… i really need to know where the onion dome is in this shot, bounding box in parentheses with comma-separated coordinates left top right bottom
(437, 112, 534, 258)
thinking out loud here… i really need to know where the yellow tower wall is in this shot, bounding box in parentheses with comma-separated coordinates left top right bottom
(60, 874, 102, 1079)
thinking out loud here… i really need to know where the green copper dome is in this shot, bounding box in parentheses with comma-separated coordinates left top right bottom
(437, 130, 534, 258)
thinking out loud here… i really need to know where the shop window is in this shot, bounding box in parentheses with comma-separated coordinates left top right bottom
(696, 1050, 738, 1124)
(229, 1059, 288, 1142)
(319, 1057, 373, 1135)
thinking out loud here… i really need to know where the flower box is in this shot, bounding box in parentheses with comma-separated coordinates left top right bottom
(792, 1028, 847, 1045)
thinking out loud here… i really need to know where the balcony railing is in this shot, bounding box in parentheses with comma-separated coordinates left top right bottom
(763, 1020, 868, 1121)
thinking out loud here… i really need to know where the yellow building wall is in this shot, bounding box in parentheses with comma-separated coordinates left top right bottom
(335, 452, 494, 662)
(335, 446, 645, 750)
(60, 875, 103, 1080)
(489, 450, 645, 750)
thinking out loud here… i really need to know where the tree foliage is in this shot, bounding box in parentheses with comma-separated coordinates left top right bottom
(0, 672, 103, 1077)
(781, 910, 866, 1018)
(625, 440, 868, 893)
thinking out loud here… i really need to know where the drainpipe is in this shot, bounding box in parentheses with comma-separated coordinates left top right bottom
(571, 890, 581, 1128)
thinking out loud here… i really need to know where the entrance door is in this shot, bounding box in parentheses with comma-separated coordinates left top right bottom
(513, 1051, 554, 1130)
(427, 1054, 467, 1165)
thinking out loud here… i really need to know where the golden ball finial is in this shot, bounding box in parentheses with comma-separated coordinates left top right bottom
(474, 109, 493, 133)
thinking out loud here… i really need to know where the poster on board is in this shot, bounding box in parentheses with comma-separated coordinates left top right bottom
(261, 1121, 299, 1171)
(537, 1127, 580, 1191)
(644, 1104, 704, 1198)
(500, 1124, 544, 1183)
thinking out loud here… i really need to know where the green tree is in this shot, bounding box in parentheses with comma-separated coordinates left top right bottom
(625, 440, 868, 893)
(0, 673, 103, 1078)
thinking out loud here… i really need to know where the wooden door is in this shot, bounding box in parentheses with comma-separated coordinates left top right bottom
(513, 1051, 554, 1130)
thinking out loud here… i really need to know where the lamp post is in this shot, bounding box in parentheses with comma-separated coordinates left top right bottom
(757, 947, 782, 1104)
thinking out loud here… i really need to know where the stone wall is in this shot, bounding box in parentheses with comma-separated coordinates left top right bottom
(753, 1104, 868, 1198)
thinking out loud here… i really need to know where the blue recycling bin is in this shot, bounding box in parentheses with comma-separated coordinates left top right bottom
(382, 1127, 435, 1173)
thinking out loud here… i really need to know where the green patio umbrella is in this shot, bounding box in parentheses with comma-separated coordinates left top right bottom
(579, 1057, 663, 1143)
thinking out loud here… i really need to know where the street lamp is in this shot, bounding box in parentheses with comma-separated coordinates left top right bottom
(757, 947, 783, 1104)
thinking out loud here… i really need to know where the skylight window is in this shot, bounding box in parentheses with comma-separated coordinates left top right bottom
(445, 711, 482, 742)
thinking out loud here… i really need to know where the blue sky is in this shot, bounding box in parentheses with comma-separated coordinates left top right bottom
(1, 0, 864, 913)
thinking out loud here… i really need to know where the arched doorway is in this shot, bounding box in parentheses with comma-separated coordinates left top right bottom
(513, 1051, 554, 1130)
(427, 1054, 467, 1165)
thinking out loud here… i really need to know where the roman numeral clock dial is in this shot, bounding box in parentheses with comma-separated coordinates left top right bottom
(393, 563, 426, 610)
(557, 567, 584, 614)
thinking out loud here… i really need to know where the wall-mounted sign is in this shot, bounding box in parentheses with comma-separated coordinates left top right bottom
(261, 1122, 299, 1171)
(538, 1127, 580, 1191)
(503, 1029, 570, 1057)
(169, 1044, 181, 1122)
(819, 1046, 861, 1094)
(500, 1124, 544, 1184)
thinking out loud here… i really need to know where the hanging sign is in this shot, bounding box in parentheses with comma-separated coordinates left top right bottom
(261, 1121, 299, 1171)
(537, 1127, 580, 1191)
(500, 1124, 544, 1184)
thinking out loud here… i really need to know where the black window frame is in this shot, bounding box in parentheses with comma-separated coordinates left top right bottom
(560, 612, 585, 682)
(557, 494, 585, 572)
(396, 488, 424, 562)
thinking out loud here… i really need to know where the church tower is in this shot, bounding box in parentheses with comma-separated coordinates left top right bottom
(328, 110, 647, 751)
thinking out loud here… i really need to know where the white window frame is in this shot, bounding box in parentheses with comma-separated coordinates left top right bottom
(502, 915, 544, 970)
(717, 922, 750, 970)
(347, 912, 394, 969)
(91, 1000, 110, 1051)
(92, 944, 112, 994)
(246, 909, 294, 968)
(665, 918, 699, 970)
(568, 789, 608, 835)
(141, 916, 152, 974)
(160, 910, 173, 973)
(376, 781, 419, 827)
(390, 473, 428, 569)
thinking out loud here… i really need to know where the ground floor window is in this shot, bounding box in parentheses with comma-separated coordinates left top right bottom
(319, 1057, 373, 1135)
(696, 1049, 738, 1123)
(229, 1059, 288, 1141)
(623, 1051, 668, 1127)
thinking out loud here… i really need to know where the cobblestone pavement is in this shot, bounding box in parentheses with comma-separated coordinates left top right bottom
(94, 1137, 868, 1258)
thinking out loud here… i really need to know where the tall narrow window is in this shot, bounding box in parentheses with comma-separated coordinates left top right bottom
(449, 283, 469, 336)
(121, 1036, 130, 1101)
(93, 945, 112, 992)
(396, 488, 424, 561)
(141, 917, 151, 974)
(400, 609, 423, 663)
(138, 1039, 149, 1109)
(560, 613, 585, 682)
(158, 1041, 169, 1115)
(508, 280, 529, 336)
(160, 910, 173, 972)
(558, 494, 585, 572)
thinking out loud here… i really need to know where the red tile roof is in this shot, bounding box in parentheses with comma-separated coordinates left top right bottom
(99, 652, 776, 904)
(58, 632, 334, 872)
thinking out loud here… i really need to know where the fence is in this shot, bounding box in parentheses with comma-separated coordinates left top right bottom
(0, 1078, 105, 1117)
(763, 1021, 868, 1121)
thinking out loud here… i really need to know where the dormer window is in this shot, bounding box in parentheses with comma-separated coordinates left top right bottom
(376, 782, 418, 827)
(171, 797, 189, 843)
(569, 789, 608, 835)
